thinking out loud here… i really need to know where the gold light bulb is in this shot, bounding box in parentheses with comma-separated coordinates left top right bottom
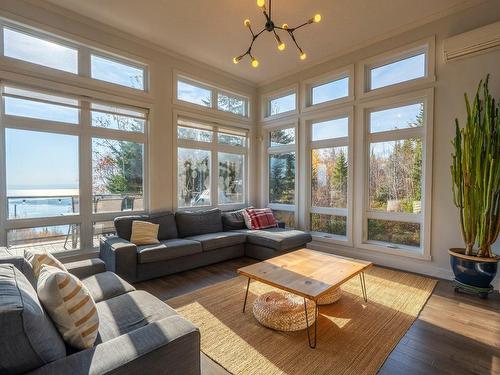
(300, 52, 307, 60)
(251, 57, 259, 68)
(313, 14, 322, 23)
(233, 57, 240, 64)
(282, 23, 289, 30)
(278, 42, 286, 51)
(257, 0, 265, 8)
(244, 19, 251, 27)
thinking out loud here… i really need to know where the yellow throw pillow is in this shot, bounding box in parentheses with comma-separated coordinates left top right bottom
(37, 265, 99, 349)
(130, 220, 160, 245)
(25, 250, 67, 279)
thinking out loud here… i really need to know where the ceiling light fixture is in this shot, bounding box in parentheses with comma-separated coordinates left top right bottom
(233, 0, 321, 68)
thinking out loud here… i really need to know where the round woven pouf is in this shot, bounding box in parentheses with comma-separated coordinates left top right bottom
(317, 288, 342, 306)
(252, 291, 316, 332)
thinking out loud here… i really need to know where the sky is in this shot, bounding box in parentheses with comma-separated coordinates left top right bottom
(371, 53, 425, 89)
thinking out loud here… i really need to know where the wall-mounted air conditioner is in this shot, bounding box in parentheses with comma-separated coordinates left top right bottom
(443, 21, 500, 62)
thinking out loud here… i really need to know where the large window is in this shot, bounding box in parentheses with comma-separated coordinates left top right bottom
(364, 99, 426, 251)
(176, 76, 249, 118)
(6, 129, 79, 220)
(309, 115, 350, 240)
(1, 85, 148, 254)
(176, 117, 248, 209)
(1, 22, 148, 91)
(266, 125, 296, 225)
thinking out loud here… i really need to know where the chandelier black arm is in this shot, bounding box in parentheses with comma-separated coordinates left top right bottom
(288, 31, 303, 53)
(236, 27, 267, 60)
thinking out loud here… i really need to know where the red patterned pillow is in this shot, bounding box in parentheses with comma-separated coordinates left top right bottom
(243, 208, 278, 230)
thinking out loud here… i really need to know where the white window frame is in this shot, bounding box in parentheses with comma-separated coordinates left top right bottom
(301, 65, 354, 112)
(173, 72, 251, 120)
(173, 110, 250, 211)
(0, 82, 150, 255)
(303, 107, 354, 246)
(0, 18, 151, 97)
(355, 89, 433, 260)
(264, 120, 299, 226)
(358, 37, 435, 99)
(261, 85, 299, 121)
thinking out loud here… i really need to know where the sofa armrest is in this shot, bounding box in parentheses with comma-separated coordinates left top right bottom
(277, 220, 286, 229)
(65, 258, 106, 279)
(99, 236, 138, 283)
(29, 315, 201, 375)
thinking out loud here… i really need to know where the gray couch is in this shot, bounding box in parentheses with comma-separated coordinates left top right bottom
(0, 251, 200, 375)
(100, 208, 312, 283)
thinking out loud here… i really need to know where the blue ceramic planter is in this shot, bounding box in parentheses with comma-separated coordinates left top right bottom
(449, 249, 498, 288)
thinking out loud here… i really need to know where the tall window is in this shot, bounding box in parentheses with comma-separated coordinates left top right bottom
(1, 85, 148, 254)
(309, 116, 350, 239)
(176, 118, 248, 208)
(365, 99, 426, 250)
(267, 126, 296, 226)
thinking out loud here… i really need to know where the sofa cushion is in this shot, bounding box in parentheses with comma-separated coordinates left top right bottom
(221, 208, 249, 231)
(114, 214, 148, 241)
(184, 232, 247, 252)
(147, 212, 178, 240)
(81, 271, 135, 303)
(137, 239, 202, 264)
(0, 264, 66, 374)
(175, 208, 223, 237)
(96, 290, 178, 342)
(239, 228, 312, 251)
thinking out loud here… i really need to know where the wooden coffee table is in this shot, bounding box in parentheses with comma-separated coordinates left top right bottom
(237, 248, 372, 348)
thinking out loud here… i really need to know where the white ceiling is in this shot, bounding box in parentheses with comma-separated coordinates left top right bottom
(45, 0, 483, 85)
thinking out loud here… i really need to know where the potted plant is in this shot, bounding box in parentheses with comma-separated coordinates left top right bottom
(450, 75, 500, 298)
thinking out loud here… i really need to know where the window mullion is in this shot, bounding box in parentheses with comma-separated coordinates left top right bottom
(79, 101, 93, 250)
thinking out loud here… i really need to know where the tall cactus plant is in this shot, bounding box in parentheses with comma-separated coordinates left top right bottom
(451, 75, 500, 258)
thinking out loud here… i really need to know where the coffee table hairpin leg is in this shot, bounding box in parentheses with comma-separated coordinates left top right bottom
(304, 298, 319, 349)
(242, 278, 251, 313)
(359, 272, 368, 302)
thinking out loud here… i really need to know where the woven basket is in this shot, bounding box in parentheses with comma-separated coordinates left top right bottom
(317, 288, 342, 306)
(252, 291, 316, 332)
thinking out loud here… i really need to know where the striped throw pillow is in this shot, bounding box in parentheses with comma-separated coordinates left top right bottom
(37, 265, 99, 349)
(243, 208, 278, 230)
(25, 250, 67, 279)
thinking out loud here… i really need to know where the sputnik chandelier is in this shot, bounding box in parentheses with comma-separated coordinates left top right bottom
(233, 0, 322, 68)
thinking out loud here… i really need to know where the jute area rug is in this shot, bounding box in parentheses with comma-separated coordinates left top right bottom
(167, 266, 437, 375)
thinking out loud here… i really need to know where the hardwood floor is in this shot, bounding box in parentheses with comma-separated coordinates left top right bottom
(135, 257, 500, 375)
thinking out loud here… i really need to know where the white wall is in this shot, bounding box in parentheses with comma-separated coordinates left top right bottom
(257, 0, 500, 288)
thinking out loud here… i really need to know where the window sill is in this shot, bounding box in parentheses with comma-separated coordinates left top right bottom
(357, 241, 431, 261)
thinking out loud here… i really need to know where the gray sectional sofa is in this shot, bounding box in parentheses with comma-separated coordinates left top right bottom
(0, 250, 200, 375)
(100, 208, 312, 283)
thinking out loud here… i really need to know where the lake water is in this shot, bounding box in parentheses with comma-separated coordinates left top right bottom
(7, 188, 79, 219)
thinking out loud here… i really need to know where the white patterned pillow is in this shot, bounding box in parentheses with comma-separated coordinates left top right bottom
(25, 250, 67, 279)
(37, 265, 99, 349)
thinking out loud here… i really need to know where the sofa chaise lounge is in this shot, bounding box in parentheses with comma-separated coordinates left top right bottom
(0, 249, 200, 375)
(100, 208, 312, 283)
